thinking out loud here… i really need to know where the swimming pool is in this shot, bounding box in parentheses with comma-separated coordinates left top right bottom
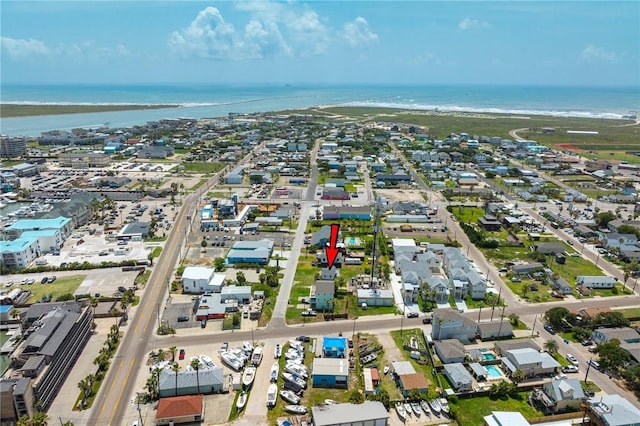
(485, 365, 503, 378)
(482, 353, 496, 361)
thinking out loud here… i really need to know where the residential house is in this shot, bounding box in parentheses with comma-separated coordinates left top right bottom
(511, 263, 544, 275)
(603, 233, 638, 249)
(575, 276, 617, 289)
(591, 327, 640, 363)
(538, 378, 585, 413)
(220, 286, 252, 304)
(483, 411, 530, 426)
(431, 309, 478, 343)
(478, 215, 502, 231)
(356, 289, 394, 307)
(321, 337, 347, 358)
(397, 373, 429, 397)
(586, 394, 640, 426)
(533, 242, 566, 255)
(494, 339, 541, 357)
(156, 395, 204, 425)
(502, 348, 560, 378)
(477, 321, 514, 340)
(311, 280, 335, 311)
(443, 363, 474, 392)
(434, 339, 466, 364)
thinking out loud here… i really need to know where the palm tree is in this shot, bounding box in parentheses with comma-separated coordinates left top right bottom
(168, 346, 177, 362)
(544, 339, 559, 354)
(78, 378, 88, 407)
(157, 348, 166, 361)
(31, 411, 49, 426)
(190, 358, 201, 394)
(172, 363, 180, 396)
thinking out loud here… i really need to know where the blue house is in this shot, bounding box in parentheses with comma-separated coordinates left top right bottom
(322, 336, 347, 358)
(312, 358, 348, 388)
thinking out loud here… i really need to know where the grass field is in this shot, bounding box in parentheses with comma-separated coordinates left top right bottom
(23, 275, 86, 303)
(1, 104, 177, 118)
(450, 393, 543, 425)
(183, 162, 226, 174)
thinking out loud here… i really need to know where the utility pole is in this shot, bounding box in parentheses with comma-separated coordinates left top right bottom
(531, 314, 538, 337)
(136, 392, 144, 426)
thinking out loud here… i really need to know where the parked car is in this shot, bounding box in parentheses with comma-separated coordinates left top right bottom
(47, 276, 56, 283)
(406, 312, 419, 318)
(296, 336, 310, 342)
(118, 286, 127, 293)
(422, 317, 432, 324)
(566, 354, 579, 366)
(301, 310, 317, 317)
(179, 349, 185, 360)
(581, 340, 594, 346)
(543, 324, 556, 335)
(562, 365, 579, 373)
(41, 277, 49, 284)
(177, 315, 189, 322)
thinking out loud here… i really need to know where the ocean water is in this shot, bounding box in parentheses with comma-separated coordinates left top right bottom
(1, 84, 638, 136)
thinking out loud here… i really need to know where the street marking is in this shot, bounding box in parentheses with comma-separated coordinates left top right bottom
(109, 358, 135, 425)
(97, 358, 124, 420)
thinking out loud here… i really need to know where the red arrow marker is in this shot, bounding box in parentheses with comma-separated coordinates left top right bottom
(325, 224, 340, 269)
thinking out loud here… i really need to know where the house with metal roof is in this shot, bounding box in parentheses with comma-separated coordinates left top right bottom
(502, 348, 560, 378)
(443, 363, 474, 392)
(539, 378, 585, 413)
(586, 394, 640, 426)
(483, 411, 530, 426)
(431, 308, 477, 342)
(575, 275, 617, 289)
(311, 401, 389, 426)
(311, 358, 348, 388)
(477, 320, 514, 340)
(226, 239, 274, 265)
(158, 367, 224, 397)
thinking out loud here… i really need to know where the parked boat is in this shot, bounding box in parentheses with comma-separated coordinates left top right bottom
(429, 399, 442, 415)
(383, 365, 390, 375)
(266, 383, 278, 407)
(236, 391, 247, 411)
(285, 362, 309, 378)
(279, 389, 301, 405)
(420, 399, 432, 416)
(282, 372, 307, 389)
(360, 353, 377, 364)
(284, 405, 307, 415)
(270, 362, 279, 382)
(230, 348, 249, 364)
(395, 402, 407, 420)
(220, 351, 243, 371)
(324, 399, 338, 405)
(242, 366, 256, 388)
(438, 398, 450, 414)
(411, 402, 422, 416)
(410, 336, 419, 350)
(274, 344, 282, 359)
(285, 348, 303, 360)
(242, 341, 254, 354)
(199, 355, 215, 369)
(251, 346, 263, 366)
(404, 402, 413, 416)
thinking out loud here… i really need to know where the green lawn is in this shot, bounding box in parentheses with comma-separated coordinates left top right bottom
(183, 161, 226, 174)
(618, 307, 640, 320)
(24, 275, 86, 303)
(451, 206, 485, 224)
(451, 393, 543, 425)
(190, 179, 208, 191)
(390, 328, 442, 397)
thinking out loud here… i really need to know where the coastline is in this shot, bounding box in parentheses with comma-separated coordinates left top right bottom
(0, 104, 178, 118)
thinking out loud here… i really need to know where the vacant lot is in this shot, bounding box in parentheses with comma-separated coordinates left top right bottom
(25, 275, 86, 303)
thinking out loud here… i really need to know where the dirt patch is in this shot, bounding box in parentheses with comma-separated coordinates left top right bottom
(376, 189, 425, 203)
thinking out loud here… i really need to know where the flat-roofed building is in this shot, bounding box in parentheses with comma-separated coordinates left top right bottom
(0, 237, 41, 269)
(311, 401, 389, 426)
(312, 358, 348, 388)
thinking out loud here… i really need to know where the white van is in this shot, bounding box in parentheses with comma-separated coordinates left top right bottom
(588, 360, 600, 370)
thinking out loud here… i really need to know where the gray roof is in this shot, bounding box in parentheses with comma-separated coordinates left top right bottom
(121, 221, 150, 236)
(512, 262, 544, 273)
(469, 362, 487, 377)
(508, 348, 560, 369)
(495, 338, 541, 355)
(443, 363, 474, 385)
(588, 394, 640, 426)
(544, 378, 585, 402)
(231, 239, 274, 250)
(434, 339, 466, 360)
(312, 358, 348, 376)
(23, 304, 83, 357)
(391, 360, 416, 376)
(311, 401, 389, 426)
(158, 367, 223, 392)
(315, 280, 335, 295)
(477, 321, 513, 336)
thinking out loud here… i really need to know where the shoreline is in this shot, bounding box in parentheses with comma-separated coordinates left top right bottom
(0, 104, 179, 118)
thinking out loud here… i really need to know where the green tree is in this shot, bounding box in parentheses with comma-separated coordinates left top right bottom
(594, 311, 630, 328)
(213, 257, 226, 272)
(156, 348, 166, 362)
(172, 363, 180, 396)
(348, 389, 364, 403)
(508, 313, 520, 326)
(544, 339, 559, 354)
(236, 271, 247, 285)
(595, 338, 631, 374)
(169, 346, 177, 362)
(31, 412, 48, 426)
(190, 358, 201, 394)
(544, 307, 571, 329)
(595, 211, 617, 227)
(201, 239, 208, 248)
(512, 369, 525, 385)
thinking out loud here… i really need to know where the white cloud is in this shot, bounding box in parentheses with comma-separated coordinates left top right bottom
(1, 37, 51, 59)
(169, 4, 378, 60)
(341, 17, 378, 48)
(458, 17, 490, 30)
(1, 36, 129, 61)
(582, 44, 618, 63)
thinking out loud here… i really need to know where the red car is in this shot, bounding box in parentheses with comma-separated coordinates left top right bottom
(178, 349, 185, 360)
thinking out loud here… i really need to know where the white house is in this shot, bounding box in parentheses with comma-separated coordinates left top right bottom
(575, 276, 617, 289)
(502, 348, 560, 378)
(182, 267, 226, 294)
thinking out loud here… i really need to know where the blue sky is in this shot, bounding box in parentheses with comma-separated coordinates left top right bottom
(1, 1, 638, 86)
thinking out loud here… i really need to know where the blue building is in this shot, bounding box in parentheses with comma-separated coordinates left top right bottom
(312, 358, 348, 388)
(322, 337, 347, 358)
(226, 239, 274, 265)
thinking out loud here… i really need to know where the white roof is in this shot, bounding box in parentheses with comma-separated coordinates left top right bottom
(312, 401, 389, 426)
(392, 238, 416, 248)
(182, 266, 214, 281)
(312, 358, 348, 376)
(484, 411, 530, 426)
